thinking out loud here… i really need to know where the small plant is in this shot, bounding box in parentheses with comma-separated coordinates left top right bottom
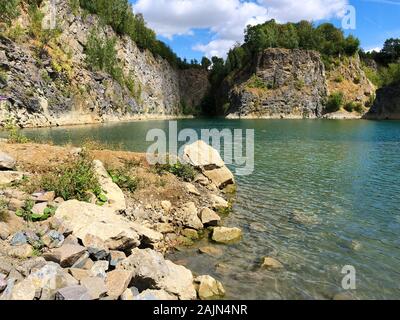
(334, 75, 344, 83)
(3, 118, 30, 144)
(108, 169, 139, 193)
(325, 92, 344, 113)
(155, 160, 196, 182)
(294, 79, 305, 90)
(40, 151, 102, 202)
(0, 198, 9, 222)
(247, 74, 267, 89)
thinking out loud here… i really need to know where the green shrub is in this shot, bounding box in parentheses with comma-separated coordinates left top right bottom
(6, 23, 26, 42)
(28, 2, 44, 39)
(16, 199, 56, 222)
(381, 63, 400, 86)
(155, 160, 196, 182)
(40, 151, 102, 201)
(362, 66, 383, 87)
(3, 119, 30, 144)
(334, 75, 344, 83)
(0, 0, 20, 27)
(108, 169, 139, 193)
(85, 29, 123, 84)
(247, 74, 267, 89)
(325, 92, 344, 113)
(344, 101, 363, 113)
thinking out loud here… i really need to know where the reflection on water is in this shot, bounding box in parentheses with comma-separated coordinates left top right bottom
(17, 119, 400, 299)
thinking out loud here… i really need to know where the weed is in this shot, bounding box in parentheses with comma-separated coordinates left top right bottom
(155, 160, 196, 182)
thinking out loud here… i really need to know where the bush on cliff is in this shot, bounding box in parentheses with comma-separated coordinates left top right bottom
(155, 160, 196, 182)
(325, 92, 344, 113)
(85, 29, 123, 84)
(0, 0, 20, 27)
(40, 151, 102, 202)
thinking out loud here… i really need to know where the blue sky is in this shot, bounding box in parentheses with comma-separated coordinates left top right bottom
(130, 0, 400, 60)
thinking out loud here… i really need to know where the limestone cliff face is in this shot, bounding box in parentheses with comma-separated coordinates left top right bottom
(226, 48, 375, 119)
(0, 0, 208, 127)
(365, 84, 400, 120)
(326, 55, 375, 108)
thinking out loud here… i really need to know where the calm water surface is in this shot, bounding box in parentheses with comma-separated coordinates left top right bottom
(19, 119, 400, 300)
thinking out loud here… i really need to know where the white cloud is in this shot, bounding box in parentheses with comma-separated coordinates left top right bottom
(133, 0, 350, 58)
(366, 47, 382, 53)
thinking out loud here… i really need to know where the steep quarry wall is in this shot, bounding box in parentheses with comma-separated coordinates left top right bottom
(365, 83, 400, 120)
(227, 49, 327, 119)
(226, 48, 375, 119)
(0, 0, 208, 127)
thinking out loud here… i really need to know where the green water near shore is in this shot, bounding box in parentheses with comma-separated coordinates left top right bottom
(19, 119, 400, 299)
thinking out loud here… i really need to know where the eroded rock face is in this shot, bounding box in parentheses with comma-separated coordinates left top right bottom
(366, 83, 400, 120)
(54, 200, 140, 251)
(227, 48, 327, 119)
(0, 0, 209, 128)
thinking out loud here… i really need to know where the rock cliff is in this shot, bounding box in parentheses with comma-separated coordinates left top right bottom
(365, 83, 400, 120)
(0, 0, 208, 127)
(226, 48, 375, 119)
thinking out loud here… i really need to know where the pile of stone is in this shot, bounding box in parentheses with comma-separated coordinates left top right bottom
(0, 144, 239, 300)
(0, 199, 225, 300)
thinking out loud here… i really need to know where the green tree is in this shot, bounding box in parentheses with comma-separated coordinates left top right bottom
(201, 57, 211, 69)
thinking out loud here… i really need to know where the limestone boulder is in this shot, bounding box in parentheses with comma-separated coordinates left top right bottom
(0, 171, 25, 185)
(55, 200, 140, 251)
(176, 202, 203, 230)
(117, 248, 197, 300)
(0, 151, 16, 170)
(195, 275, 226, 300)
(93, 160, 126, 212)
(212, 227, 242, 244)
(183, 140, 235, 189)
(199, 208, 221, 226)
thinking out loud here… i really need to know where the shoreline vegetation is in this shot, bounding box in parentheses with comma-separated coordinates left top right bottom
(0, 127, 261, 300)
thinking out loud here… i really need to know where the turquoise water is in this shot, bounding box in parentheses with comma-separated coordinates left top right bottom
(19, 119, 400, 299)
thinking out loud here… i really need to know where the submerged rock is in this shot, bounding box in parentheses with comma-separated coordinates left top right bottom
(195, 275, 226, 300)
(261, 257, 284, 270)
(212, 227, 242, 244)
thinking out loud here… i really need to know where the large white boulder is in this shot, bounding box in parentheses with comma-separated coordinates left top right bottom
(55, 200, 140, 251)
(117, 248, 197, 300)
(0, 151, 16, 170)
(183, 140, 235, 189)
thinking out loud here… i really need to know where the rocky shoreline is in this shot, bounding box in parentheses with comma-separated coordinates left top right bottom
(0, 140, 241, 300)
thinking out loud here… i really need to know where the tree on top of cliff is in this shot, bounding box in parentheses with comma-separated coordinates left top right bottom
(78, 0, 203, 70)
(243, 20, 360, 58)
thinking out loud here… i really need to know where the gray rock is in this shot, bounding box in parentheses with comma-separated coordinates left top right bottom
(177, 202, 203, 230)
(0, 151, 16, 170)
(117, 248, 196, 300)
(80, 277, 107, 299)
(0, 259, 13, 275)
(71, 252, 92, 270)
(83, 234, 109, 261)
(42, 230, 65, 249)
(10, 232, 27, 246)
(108, 250, 126, 269)
(31, 202, 48, 216)
(133, 289, 178, 300)
(56, 285, 93, 300)
(0, 274, 7, 292)
(90, 261, 109, 278)
(32, 191, 55, 203)
(43, 244, 87, 268)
